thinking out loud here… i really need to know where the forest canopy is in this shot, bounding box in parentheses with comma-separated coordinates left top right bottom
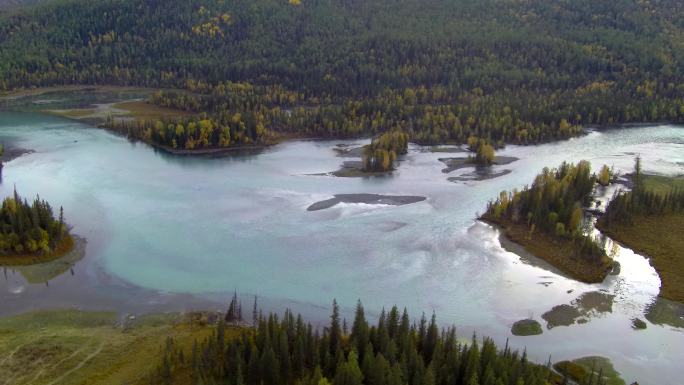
(149, 300, 573, 385)
(2, 0, 684, 146)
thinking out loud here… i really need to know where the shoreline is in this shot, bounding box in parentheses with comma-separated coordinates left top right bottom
(596, 216, 684, 303)
(4, 85, 683, 160)
(141, 140, 271, 156)
(481, 217, 613, 283)
(0, 234, 75, 266)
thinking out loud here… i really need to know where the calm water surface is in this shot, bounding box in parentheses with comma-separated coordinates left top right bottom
(0, 110, 683, 384)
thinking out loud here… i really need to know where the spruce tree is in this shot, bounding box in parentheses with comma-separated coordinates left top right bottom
(329, 299, 342, 357)
(351, 300, 370, 361)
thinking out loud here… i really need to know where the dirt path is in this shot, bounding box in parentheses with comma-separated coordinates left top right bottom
(45, 341, 104, 385)
(27, 343, 92, 384)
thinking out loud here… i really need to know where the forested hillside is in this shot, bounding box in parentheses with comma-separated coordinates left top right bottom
(2, 0, 684, 145)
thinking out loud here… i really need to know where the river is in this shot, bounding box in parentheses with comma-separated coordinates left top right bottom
(0, 108, 683, 384)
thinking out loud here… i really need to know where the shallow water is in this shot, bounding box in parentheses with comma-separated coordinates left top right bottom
(0, 110, 683, 384)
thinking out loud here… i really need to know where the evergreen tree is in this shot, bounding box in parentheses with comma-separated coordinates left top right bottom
(329, 299, 342, 357)
(351, 300, 370, 361)
(334, 350, 364, 385)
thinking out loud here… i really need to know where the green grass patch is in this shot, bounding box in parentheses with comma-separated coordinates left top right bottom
(598, 213, 684, 303)
(642, 174, 684, 195)
(0, 309, 224, 385)
(511, 319, 542, 336)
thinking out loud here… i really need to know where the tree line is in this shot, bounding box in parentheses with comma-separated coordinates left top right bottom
(149, 299, 588, 385)
(600, 157, 684, 226)
(0, 188, 69, 256)
(145, 85, 589, 146)
(482, 161, 605, 262)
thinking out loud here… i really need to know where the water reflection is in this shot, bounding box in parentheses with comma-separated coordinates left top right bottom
(1, 236, 86, 285)
(645, 297, 684, 329)
(542, 291, 615, 329)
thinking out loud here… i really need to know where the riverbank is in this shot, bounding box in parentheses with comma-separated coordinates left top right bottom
(597, 214, 684, 303)
(141, 140, 270, 156)
(482, 217, 613, 283)
(0, 235, 75, 266)
(0, 309, 223, 385)
(595, 173, 684, 303)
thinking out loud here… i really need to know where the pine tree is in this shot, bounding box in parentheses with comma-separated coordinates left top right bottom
(261, 347, 281, 385)
(253, 295, 259, 327)
(330, 299, 342, 357)
(334, 350, 364, 385)
(351, 300, 370, 361)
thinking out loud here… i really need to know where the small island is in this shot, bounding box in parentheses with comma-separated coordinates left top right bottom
(598, 157, 684, 303)
(554, 356, 625, 385)
(0, 189, 73, 265)
(466, 135, 496, 166)
(361, 129, 409, 172)
(511, 319, 543, 336)
(331, 130, 409, 177)
(481, 161, 613, 283)
(437, 138, 517, 180)
(307, 194, 426, 211)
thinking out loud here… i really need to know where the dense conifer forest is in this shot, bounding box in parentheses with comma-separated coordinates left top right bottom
(150, 300, 580, 385)
(0, 189, 70, 257)
(2, 0, 684, 147)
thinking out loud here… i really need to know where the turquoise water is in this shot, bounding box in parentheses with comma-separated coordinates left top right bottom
(0, 110, 683, 384)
